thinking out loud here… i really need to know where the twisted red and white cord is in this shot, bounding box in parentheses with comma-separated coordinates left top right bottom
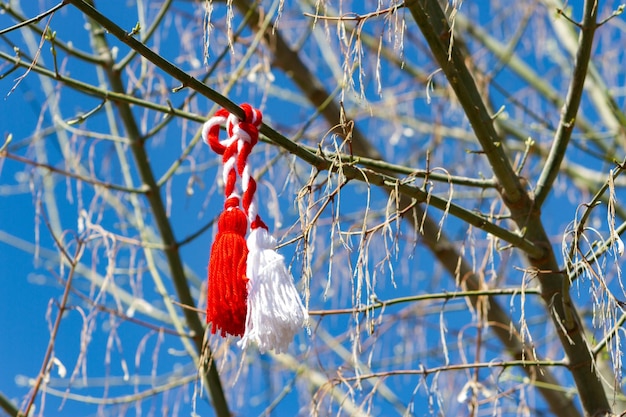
(203, 104, 308, 352)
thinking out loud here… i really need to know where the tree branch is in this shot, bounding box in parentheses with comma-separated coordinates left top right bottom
(406, 1, 611, 415)
(67, 1, 230, 416)
(0, 390, 19, 417)
(534, 0, 600, 207)
(406, 0, 528, 207)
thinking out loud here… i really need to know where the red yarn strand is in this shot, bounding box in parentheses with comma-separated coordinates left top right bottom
(206, 206, 248, 336)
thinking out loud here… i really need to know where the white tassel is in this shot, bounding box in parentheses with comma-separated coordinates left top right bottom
(240, 227, 309, 353)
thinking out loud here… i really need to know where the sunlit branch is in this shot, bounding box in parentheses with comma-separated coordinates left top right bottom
(593, 312, 626, 357)
(315, 327, 409, 414)
(143, 2, 260, 142)
(459, 13, 615, 158)
(114, 0, 173, 71)
(334, 359, 570, 383)
(309, 287, 541, 316)
(566, 158, 626, 275)
(568, 212, 626, 285)
(271, 353, 370, 417)
(533, 1, 599, 207)
(63, 284, 194, 338)
(0, 50, 206, 123)
(66, 0, 242, 116)
(407, 1, 526, 205)
(34, 374, 197, 405)
(1, 151, 148, 194)
(21, 230, 84, 417)
(347, 163, 543, 257)
(301, 144, 498, 188)
(303, 2, 405, 22)
(155, 0, 272, 187)
(0, 230, 172, 322)
(0, 1, 67, 36)
(0, 1, 102, 64)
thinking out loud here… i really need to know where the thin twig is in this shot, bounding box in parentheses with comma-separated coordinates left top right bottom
(1, 151, 148, 193)
(334, 359, 569, 383)
(303, 2, 404, 22)
(309, 288, 540, 316)
(21, 227, 84, 417)
(0, 50, 206, 123)
(0, 1, 67, 36)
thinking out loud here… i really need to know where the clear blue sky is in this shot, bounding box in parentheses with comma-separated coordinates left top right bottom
(2, 0, 624, 416)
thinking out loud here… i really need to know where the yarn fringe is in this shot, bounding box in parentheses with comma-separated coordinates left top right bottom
(206, 206, 249, 337)
(239, 227, 308, 353)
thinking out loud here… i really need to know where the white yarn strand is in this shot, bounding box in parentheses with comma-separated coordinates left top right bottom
(233, 118, 258, 225)
(201, 115, 227, 146)
(239, 228, 309, 353)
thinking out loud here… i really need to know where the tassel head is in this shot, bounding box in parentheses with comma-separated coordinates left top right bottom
(239, 228, 308, 353)
(206, 205, 249, 337)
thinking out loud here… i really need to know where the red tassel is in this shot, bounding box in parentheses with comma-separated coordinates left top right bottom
(206, 202, 249, 337)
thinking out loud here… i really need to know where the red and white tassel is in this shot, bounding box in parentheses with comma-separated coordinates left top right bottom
(203, 104, 308, 352)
